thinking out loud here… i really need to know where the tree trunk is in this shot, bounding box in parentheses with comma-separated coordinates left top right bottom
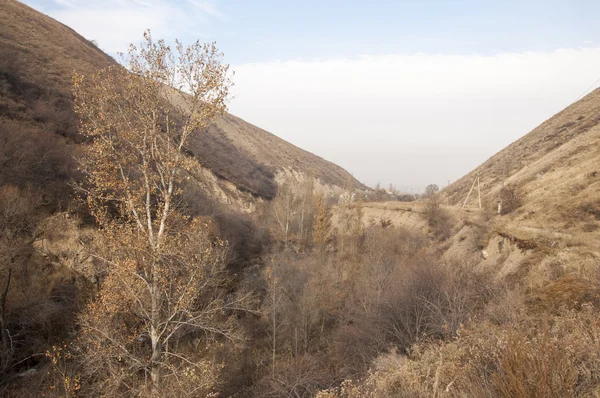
(150, 324, 161, 389)
(0, 267, 12, 354)
(150, 269, 161, 391)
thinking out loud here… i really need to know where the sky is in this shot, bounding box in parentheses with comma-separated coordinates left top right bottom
(23, 0, 600, 191)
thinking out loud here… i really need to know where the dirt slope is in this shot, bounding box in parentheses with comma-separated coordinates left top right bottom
(445, 86, 600, 213)
(0, 0, 364, 201)
(441, 84, 600, 279)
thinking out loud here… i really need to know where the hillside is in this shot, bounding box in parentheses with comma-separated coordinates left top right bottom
(0, 0, 363, 203)
(343, 84, 600, 282)
(438, 84, 600, 277)
(445, 86, 600, 215)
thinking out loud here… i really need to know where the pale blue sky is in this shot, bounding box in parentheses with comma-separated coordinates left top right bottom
(25, 0, 600, 62)
(22, 0, 600, 190)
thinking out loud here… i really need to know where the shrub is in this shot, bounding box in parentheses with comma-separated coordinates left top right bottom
(424, 194, 454, 240)
(499, 184, 523, 215)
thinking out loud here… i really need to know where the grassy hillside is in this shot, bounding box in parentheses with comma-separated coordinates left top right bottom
(190, 113, 366, 198)
(445, 86, 600, 211)
(0, 0, 363, 202)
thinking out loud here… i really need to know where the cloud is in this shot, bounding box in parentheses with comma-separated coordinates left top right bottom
(229, 47, 600, 189)
(53, 0, 76, 7)
(187, 0, 220, 17)
(24, 0, 220, 54)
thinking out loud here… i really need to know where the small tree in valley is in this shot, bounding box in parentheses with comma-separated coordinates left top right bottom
(424, 184, 439, 198)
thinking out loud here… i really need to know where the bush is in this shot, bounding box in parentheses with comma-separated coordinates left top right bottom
(320, 303, 600, 398)
(499, 184, 523, 215)
(424, 194, 454, 240)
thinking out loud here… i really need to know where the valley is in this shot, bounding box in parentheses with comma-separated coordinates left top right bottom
(1, 0, 600, 397)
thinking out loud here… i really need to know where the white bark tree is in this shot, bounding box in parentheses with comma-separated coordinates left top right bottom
(73, 31, 243, 396)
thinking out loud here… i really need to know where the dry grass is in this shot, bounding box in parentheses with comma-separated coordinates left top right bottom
(322, 303, 600, 398)
(444, 83, 600, 208)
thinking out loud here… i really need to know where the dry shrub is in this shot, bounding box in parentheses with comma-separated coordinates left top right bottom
(499, 184, 523, 215)
(583, 222, 599, 232)
(526, 275, 600, 314)
(468, 207, 495, 250)
(490, 332, 577, 398)
(255, 353, 334, 398)
(376, 260, 494, 352)
(0, 187, 87, 390)
(335, 203, 364, 257)
(479, 306, 600, 397)
(579, 201, 600, 221)
(252, 251, 348, 397)
(424, 194, 454, 240)
(0, 119, 75, 208)
(484, 287, 524, 326)
(322, 304, 600, 398)
(330, 226, 495, 378)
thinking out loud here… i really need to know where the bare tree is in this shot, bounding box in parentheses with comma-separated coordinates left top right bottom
(298, 178, 315, 249)
(337, 202, 363, 256)
(271, 179, 301, 248)
(271, 176, 315, 250)
(424, 184, 439, 198)
(72, 31, 241, 395)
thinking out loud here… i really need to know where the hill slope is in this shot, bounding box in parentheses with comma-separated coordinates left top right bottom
(437, 83, 600, 284)
(340, 82, 600, 284)
(0, 0, 364, 202)
(445, 86, 600, 215)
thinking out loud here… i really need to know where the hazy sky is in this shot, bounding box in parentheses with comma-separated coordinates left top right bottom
(23, 0, 600, 191)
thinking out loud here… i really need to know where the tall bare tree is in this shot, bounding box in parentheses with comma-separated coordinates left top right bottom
(72, 31, 241, 395)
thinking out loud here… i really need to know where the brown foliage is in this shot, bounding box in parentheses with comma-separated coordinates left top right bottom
(424, 194, 454, 240)
(71, 31, 242, 395)
(312, 193, 331, 249)
(499, 183, 524, 215)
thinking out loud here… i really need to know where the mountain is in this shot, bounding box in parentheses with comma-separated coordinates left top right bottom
(445, 85, 600, 236)
(0, 0, 364, 204)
